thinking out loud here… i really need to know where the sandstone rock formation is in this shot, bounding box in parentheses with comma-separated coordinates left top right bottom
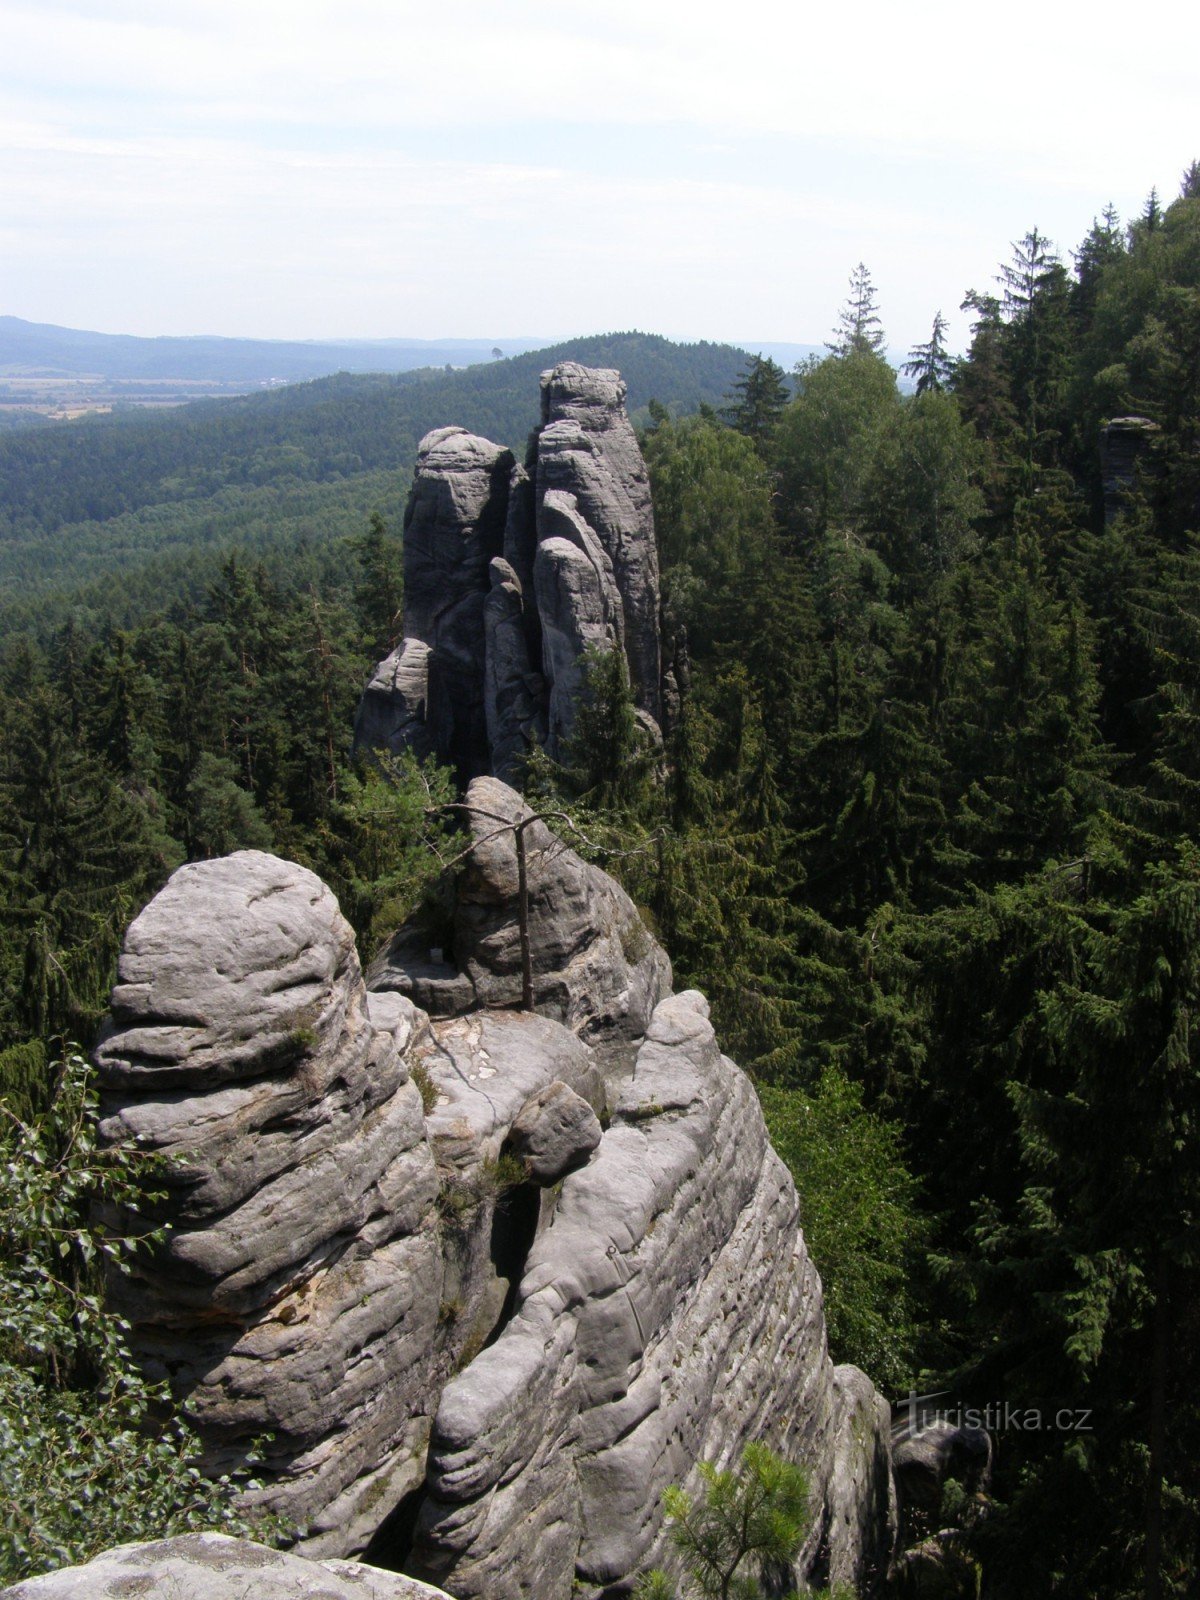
(92, 852, 448, 1554)
(0, 1533, 452, 1600)
(356, 365, 664, 778)
(94, 791, 897, 1595)
(369, 775, 672, 1065)
(353, 427, 513, 780)
(535, 362, 661, 727)
(411, 988, 893, 1598)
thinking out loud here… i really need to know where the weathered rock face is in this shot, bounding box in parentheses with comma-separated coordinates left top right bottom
(535, 363, 661, 728)
(0, 1533, 452, 1600)
(356, 364, 663, 778)
(411, 988, 894, 1599)
(1099, 414, 1159, 524)
(483, 557, 545, 782)
(94, 809, 897, 1595)
(360, 427, 513, 780)
(370, 775, 672, 1066)
(92, 852, 448, 1553)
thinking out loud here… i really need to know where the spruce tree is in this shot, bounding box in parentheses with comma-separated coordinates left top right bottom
(720, 355, 789, 451)
(828, 262, 887, 357)
(902, 310, 955, 395)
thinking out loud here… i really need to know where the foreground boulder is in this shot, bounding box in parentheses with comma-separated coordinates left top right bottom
(356, 363, 664, 779)
(93, 852, 449, 1552)
(0, 1534, 450, 1600)
(412, 989, 894, 1597)
(94, 801, 897, 1593)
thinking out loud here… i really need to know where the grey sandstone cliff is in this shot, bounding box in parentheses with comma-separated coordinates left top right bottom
(93, 793, 897, 1596)
(355, 364, 663, 779)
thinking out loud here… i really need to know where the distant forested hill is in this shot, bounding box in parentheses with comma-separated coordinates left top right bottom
(0, 331, 748, 631)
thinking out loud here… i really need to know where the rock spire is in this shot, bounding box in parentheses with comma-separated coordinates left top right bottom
(355, 364, 664, 780)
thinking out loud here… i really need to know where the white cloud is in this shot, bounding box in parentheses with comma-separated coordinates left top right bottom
(1, 0, 1197, 341)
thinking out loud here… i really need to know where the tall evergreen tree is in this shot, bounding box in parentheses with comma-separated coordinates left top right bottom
(902, 310, 954, 394)
(828, 262, 887, 357)
(720, 355, 790, 451)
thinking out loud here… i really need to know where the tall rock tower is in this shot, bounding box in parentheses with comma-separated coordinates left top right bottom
(355, 364, 664, 781)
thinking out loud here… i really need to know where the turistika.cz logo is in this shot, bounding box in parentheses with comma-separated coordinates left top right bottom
(899, 1390, 1094, 1435)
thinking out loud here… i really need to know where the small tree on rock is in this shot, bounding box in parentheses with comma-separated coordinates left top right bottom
(636, 1443, 830, 1600)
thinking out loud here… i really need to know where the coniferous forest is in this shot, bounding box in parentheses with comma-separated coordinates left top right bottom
(4, 170, 1200, 1596)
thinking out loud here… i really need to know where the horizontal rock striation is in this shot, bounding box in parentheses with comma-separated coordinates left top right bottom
(356, 364, 664, 779)
(93, 852, 447, 1552)
(535, 362, 661, 727)
(94, 803, 896, 1593)
(410, 990, 892, 1598)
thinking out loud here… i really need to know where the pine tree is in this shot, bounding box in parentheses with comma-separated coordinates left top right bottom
(998, 229, 1073, 472)
(350, 511, 403, 658)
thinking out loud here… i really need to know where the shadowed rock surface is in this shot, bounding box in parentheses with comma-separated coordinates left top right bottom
(93, 801, 897, 1594)
(355, 364, 663, 778)
(411, 989, 894, 1599)
(1099, 414, 1158, 524)
(534, 363, 661, 728)
(397, 426, 514, 780)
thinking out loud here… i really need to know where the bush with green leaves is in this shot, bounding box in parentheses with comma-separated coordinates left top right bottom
(0, 1047, 265, 1583)
(636, 1442, 854, 1600)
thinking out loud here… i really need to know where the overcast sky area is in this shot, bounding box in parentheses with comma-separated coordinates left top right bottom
(2, 0, 1198, 355)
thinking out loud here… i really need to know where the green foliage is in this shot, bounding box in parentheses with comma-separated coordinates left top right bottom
(0, 1049, 265, 1582)
(637, 1443, 814, 1600)
(184, 751, 275, 858)
(902, 311, 955, 396)
(760, 1071, 923, 1392)
(319, 751, 454, 957)
(772, 350, 899, 542)
(350, 510, 403, 658)
(721, 355, 790, 451)
(829, 262, 886, 358)
(644, 414, 782, 656)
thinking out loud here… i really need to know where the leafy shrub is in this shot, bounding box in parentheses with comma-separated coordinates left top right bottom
(0, 1047, 265, 1582)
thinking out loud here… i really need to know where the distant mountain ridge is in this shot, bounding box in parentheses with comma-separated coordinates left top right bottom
(0, 315, 553, 383)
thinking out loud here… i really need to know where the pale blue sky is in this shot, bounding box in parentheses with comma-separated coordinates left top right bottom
(2, 0, 1197, 352)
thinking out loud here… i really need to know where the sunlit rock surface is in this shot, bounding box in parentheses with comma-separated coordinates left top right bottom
(94, 806, 896, 1593)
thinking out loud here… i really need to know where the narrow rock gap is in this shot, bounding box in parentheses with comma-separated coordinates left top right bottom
(362, 1480, 428, 1572)
(484, 1175, 541, 1350)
